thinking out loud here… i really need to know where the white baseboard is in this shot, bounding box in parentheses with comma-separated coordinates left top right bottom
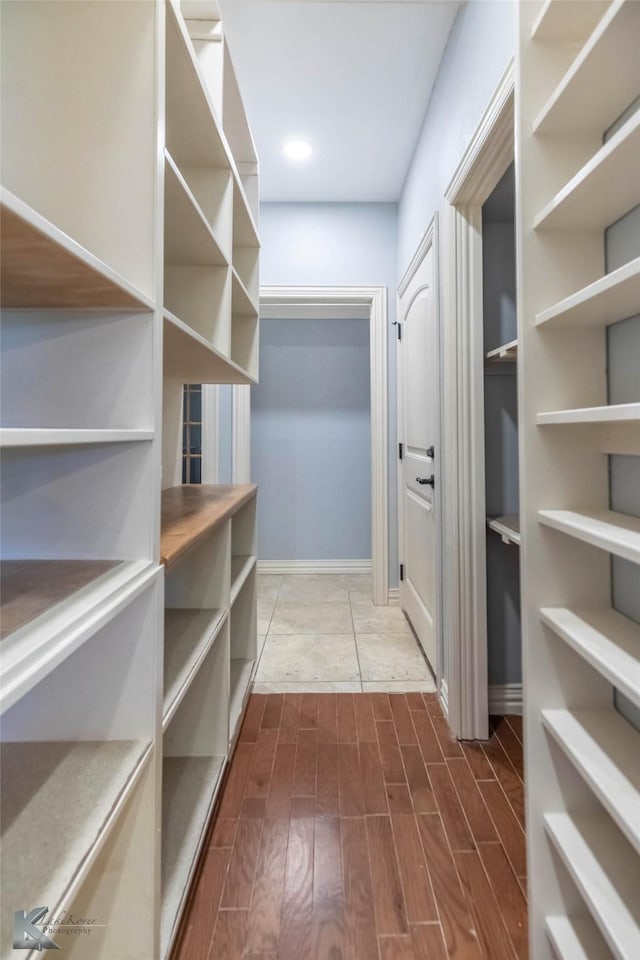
(488, 683, 523, 715)
(257, 559, 372, 575)
(440, 678, 449, 715)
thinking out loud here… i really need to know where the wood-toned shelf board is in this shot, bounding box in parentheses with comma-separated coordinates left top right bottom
(487, 515, 521, 546)
(1, 739, 152, 935)
(231, 555, 256, 604)
(538, 509, 640, 564)
(163, 309, 254, 385)
(542, 708, 640, 854)
(161, 484, 257, 569)
(0, 428, 154, 447)
(161, 754, 225, 959)
(537, 403, 640, 426)
(165, 151, 228, 267)
(163, 608, 227, 728)
(0, 189, 154, 311)
(536, 257, 640, 329)
(534, 113, 640, 231)
(546, 914, 617, 960)
(533, 1, 640, 135)
(229, 657, 254, 742)
(545, 811, 640, 960)
(232, 267, 258, 316)
(540, 606, 640, 709)
(531, 0, 610, 43)
(485, 339, 518, 362)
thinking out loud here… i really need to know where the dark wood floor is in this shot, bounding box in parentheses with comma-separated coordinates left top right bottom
(174, 693, 527, 960)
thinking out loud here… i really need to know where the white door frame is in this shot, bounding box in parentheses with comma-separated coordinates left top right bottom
(396, 216, 443, 683)
(246, 284, 389, 606)
(443, 60, 514, 740)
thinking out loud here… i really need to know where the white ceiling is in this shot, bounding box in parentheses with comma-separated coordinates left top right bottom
(219, 0, 461, 202)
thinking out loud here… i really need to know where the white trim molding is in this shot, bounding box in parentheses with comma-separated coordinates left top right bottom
(257, 560, 372, 576)
(443, 60, 515, 741)
(488, 684, 523, 716)
(259, 285, 389, 606)
(201, 385, 219, 483)
(232, 384, 251, 483)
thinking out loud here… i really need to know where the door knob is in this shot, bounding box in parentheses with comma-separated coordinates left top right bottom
(426, 446, 435, 458)
(416, 475, 435, 487)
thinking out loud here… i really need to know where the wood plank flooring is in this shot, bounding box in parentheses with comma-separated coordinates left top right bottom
(174, 695, 527, 960)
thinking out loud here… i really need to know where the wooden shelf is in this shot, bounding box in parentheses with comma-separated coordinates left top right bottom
(538, 509, 640, 564)
(533, 1, 640, 136)
(536, 257, 640, 329)
(165, 151, 228, 267)
(0, 560, 158, 713)
(0, 428, 154, 447)
(161, 484, 257, 569)
(540, 607, 640, 709)
(546, 914, 617, 960)
(163, 608, 226, 727)
(487, 515, 521, 546)
(230, 657, 254, 741)
(1, 739, 152, 936)
(161, 754, 225, 958)
(231, 555, 256, 604)
(531, 0, 610, 43)
(542, 709, 640, 853)
(0, 189, 154, 311)
(545, 811, 640, 960)
(163, 309, 254, 385)
(537, 403, 640, 426)
(534, 113, 640, 231)
(485, 339, 518, 362)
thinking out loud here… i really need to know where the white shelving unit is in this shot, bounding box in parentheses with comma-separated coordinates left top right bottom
(1, 2, 259, 957)
(517, 3, 640, 958)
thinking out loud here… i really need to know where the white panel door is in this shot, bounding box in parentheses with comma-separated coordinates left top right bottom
(397, 242, 439, 672)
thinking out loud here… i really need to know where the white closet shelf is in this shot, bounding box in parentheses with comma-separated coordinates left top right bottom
(164, 151, 228, 267)
(542, 709, 640, 853)
(231, 555, 256, 604)
(163, 309, 255, 385)
(232, 266, 258, 315)
(546, 914, 618, 960)
(535, 257, 640, 329)
(0, 428, 154, 447)
(229, 658, 255, 742)
(180, 0, 221, 19)
(161, 483, 257, 570)
(534, 112, 640, 231)
(531, 0, 610, 42)
(487, 515, 521, 546)
(537, 403, 640, 426)
(233, 181, 260, 249)
(538, 509, 640, 564)
(545, 811, 640, 960)
(0, 189, 154, 311)
(1, 739, 152, 930)
(533, 0, 640, 135)
(0, 560, 158, 714)
(485, 339, 518, 362)
(161, 754, 225, 958)
(222, 44, 259, 168)
(163, 607, 227, 728)
(540, 607, 640, 708)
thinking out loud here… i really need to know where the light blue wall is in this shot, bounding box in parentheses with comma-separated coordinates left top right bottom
(258, 202, 399, 578)
(252, 317, 371, 561)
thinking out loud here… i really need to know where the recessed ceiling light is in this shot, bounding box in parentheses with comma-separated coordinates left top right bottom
(283, 139, 312, 161)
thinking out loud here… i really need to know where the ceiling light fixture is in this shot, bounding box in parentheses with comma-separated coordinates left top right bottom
(283, 139, 312, 161)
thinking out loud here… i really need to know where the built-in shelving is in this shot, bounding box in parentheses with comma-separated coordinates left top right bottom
(163, 309, 254, 385)
(542, 709, 640, 852)
(538, 509, 640, 564)
(545, 812, 640, 960)
(161, 483, 257, 569)
(531, 0, 611, 43)
(230, 657, 254, 740)
(0, 428, 155, 447)
(534, 113, 640, 231)
(540, 607, 640, 708)
(536, 257, 640, 329)
(486, 338, 518, 362)
(533, 0, 640, 136)
(537, 403, 640, 426)
(163, 607, 226, 726)
(546, 913, 617, 960)
(164, 151, 228, 267)
(488, 514, 521, 546)
(231, 554, 256, 603)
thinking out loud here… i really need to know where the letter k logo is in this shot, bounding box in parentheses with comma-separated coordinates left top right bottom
(13, 908, 60, 951)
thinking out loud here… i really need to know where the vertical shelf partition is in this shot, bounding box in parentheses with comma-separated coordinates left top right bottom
(517, 2, 640, 957)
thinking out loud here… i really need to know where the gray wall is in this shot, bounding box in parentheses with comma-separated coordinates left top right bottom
(252, 317, 371, 561)
(258, 202, 399, 578)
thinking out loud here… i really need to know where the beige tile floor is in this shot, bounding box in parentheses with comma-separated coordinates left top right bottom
(253, 573, 437, 693)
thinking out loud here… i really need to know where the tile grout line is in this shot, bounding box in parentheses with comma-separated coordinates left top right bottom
(348, 583, 365, 691)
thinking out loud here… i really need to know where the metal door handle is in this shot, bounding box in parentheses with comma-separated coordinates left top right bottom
(416, 475, 435, 487)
